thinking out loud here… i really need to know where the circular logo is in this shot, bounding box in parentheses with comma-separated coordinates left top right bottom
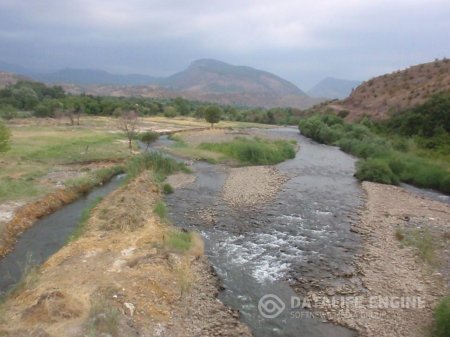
(258, 294, 285, 318)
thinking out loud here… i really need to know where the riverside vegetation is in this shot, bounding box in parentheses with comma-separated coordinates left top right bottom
(298, 92, 450, 193)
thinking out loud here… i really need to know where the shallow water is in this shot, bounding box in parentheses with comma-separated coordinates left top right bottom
(166, 127, 363, 336)
(0, 174, 125, 297)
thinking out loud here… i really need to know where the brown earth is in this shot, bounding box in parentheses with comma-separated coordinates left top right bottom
(302, 182, 450, 337)
(327, 58, 450, 120)
(222, 166, 288, 208)
(0, 173, 252, 337)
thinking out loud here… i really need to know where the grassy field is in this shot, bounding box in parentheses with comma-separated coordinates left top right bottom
(0, 125, 131, 202)
(0, 116, 271, 204)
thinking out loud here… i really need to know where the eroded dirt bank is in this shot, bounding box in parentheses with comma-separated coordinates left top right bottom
(0, 173, 251, 337)
(307, 182, 449, 337)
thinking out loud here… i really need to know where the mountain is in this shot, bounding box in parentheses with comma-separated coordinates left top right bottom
(0, 72, 32, 88)
(35, 68, 161, 86)
(0, 58, 324, 109)
(165, 59, 305, 96)
(328, 58, 450, 120)
(307, 77, 361, 99)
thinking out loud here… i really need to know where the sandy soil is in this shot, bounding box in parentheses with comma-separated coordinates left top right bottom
(222, 166, 288, 208)
(0, 173, 251, 337)
(165, 173, 196, 189)
(307, 182, 450, 337)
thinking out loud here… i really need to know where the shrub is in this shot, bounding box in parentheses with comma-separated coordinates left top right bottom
(199, 137, 296, 165)
(433, 296, 450, 337)
(355, 158, 399, 185)
(163, 183, 174, 194)
(139, 131, 159, 151)
(153, 201, 167, 219)
(126, 152, 188, 180)
(165, 229, 192, 252)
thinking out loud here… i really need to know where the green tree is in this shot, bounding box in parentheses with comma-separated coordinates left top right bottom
(0, 120, 11, 152)
(204, 105, 222, 128)
(139, 131, 159, 151)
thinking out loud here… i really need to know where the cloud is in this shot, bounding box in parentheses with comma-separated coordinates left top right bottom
(0, 0, 449, 88)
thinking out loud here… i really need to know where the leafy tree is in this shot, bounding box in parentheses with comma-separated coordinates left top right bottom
(164, 106, 178, 118)
(139, 131, 159, 151)
(204, 105, 222, 128)
(0, 120, 11, 152)
(118, 110, 139, 151)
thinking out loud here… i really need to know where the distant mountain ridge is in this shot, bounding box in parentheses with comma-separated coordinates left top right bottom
(307, 77, 361, 99)
(35, 68, 161, 86)
(0, 59, 323, 109)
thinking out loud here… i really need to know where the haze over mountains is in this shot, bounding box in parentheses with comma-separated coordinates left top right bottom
(307, 77, 361, 99)
(0, 59, 357, 108)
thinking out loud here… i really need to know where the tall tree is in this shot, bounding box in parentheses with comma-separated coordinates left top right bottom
(118, 110, 139, 151)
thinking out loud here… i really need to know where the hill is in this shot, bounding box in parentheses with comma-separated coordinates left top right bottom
(307, 77, 361, 99)
(165, 59, 304, 96)
(331, 58, 450, 120)
(20, 59, 322, 109)
(35, 68, 161, 86)
(0, 72, 32, 88)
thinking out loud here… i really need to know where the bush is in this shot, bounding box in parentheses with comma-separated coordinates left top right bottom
(163, 183, 174, 194)
(139, 131, 159, 151)
(126, 152, 188, 180)
(199, 137, 296, 165)
(165, 229, 192, 252)
(433, 296, 450, 337)
(153, 201, 167, 219)
(355, 158, 399, 185)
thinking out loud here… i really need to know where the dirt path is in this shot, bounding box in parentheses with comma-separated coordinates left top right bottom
(0, 173, 251, 337)
(307, 182, 449, 337)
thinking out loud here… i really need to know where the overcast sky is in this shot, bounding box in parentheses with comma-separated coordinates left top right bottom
(0, 0, 449, 89)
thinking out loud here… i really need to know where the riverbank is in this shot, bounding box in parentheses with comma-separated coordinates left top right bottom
(307, 182, 450, 337)
(0, 172, 251, 337)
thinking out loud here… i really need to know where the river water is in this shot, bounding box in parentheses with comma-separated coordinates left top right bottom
(1, 127, 446, 336)
(165, 127, 363, 337)
(0, 174, 125, 297)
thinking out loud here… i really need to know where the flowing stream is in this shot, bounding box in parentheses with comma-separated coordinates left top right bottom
(165, 127, 364, 336)
(0, 174, 125, 297)
(1, 127, 448, 336)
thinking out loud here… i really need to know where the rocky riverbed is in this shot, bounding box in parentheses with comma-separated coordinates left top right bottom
(305, 182, 450, 337)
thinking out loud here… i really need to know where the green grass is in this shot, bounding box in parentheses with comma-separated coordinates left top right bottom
(395, 227, 437, 265)
(433, 296, 450, 337)
(153, 201, 168, 220)
(198, 137, 296, 165)
(125, 152, 189, 181)
(165, 229, 192, 252)
(68, 196, 104, 242)
(0, 124, 133, 202)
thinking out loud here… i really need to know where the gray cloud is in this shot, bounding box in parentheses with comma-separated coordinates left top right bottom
(0, 0, 449, 89)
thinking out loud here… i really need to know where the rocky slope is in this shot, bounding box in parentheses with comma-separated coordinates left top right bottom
(331, 58, 450, 120)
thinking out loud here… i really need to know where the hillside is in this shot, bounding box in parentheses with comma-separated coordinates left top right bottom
(307, 77, 361, 99)
(36, 68, 161, 85)
(331, 59, 450, 120)
(0, 72, 31, 88)
(165, 59, 304, 96)
(40, 59, 323, 109)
